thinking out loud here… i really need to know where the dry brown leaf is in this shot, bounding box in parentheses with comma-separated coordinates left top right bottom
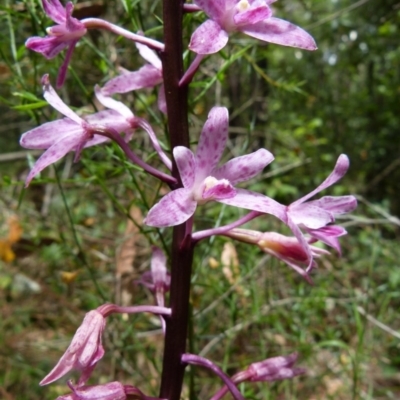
(221, 242, 239, 285)
(0, 215, 23, 262)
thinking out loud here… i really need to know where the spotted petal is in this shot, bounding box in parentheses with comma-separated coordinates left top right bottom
(214, 148, 273, 185)
(174, 146, 196, 189)
(145, 188, 197, 227)
(101, 64, 163, 96)
(20, 119, 80, 149)
(195, 107, 229, 181)
(189, 19, 229, 54)
(241, 17, 317, 50)
(25, 132, 83, 186)
(219, 188, 287, 222)
(292, 154, 349, 206)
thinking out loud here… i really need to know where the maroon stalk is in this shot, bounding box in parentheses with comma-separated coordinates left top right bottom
(159, 0, 194, 399)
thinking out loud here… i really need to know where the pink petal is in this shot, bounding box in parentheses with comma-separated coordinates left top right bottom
(25, 133, 83, 186)
(25, 36, 68, 59)
(305, 225, 346, 254)
(101, 65, 163, 95)
(61, 382, 127, 400)
(287, 217, 313, 271)
(203, 180, 236, 200)
(292, 155, 350, 205)
(241, 17, 317, 50)
(84, 109, 132, 135)
(174, 146, 196, 189)
(234, 6, 272, 26)
(83, 134, 110, 148)
(194, 0, 234, 20)
(20, 119, 80, 149)
(136, 42, 162, 70)
(64, 3, 86, 32)
(218, 188, 287, 222)
(157, 84, 167, 114)
(42, 74, 83, 124)
(308, 195, 357, 215)
(144, 188, 197, 227)
(189, 19, 229, 54)
(213, 148, 274, 185)
(43, 0, 67, 24)
(289, 203, 333, 229)
(94, 86, 133, 120)
(195, 107, 229, 181)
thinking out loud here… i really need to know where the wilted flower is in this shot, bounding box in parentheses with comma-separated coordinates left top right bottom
(40, 310, 106, 386)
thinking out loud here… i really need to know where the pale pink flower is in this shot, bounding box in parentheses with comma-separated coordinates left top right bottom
(189, 0, 316, 54)
(40, 310, 106, 386)
(26, 0, 87, 87)
(144, 106, 276, 227)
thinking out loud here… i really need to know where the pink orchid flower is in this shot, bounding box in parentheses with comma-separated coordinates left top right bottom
(19, 75, 133, 186)
(40, 309, 106, 386)
(101, 42, 166, 113)
(144, 106, 275, 227)
(221, 154, 356, 272)
(26, 0, 87, 88)
(285, 154, 357, 270)
(189, 0, 317, 54)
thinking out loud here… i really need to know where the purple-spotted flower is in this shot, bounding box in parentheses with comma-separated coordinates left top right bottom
(26, 0, 87, 88)
(19, 75, 133, 186)
(189, 0, 317, 55)
(225, 229, 328, 282)
(220, 154, 356, 271)
(144, 107, 274, 227)
(285, 154, 357, 269)
(101, 42, 166, 113)
(40, 309, 106, 386)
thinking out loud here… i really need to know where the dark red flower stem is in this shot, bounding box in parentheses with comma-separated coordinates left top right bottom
(159, 0, 194, 399)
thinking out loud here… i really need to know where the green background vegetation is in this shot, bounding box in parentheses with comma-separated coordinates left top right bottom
(0, 0, 399, 399)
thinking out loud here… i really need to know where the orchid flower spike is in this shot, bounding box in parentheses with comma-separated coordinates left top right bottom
(189, 0, 317, 55)
(285, 154, 357, 270)
(225, 228, 329, 283)
(19, 75, 132, 187)
(144, 106, 275, 227)
(26, 1, 87, 88)
(101, 41, 166, 113)
(40, 309, 106, 386)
